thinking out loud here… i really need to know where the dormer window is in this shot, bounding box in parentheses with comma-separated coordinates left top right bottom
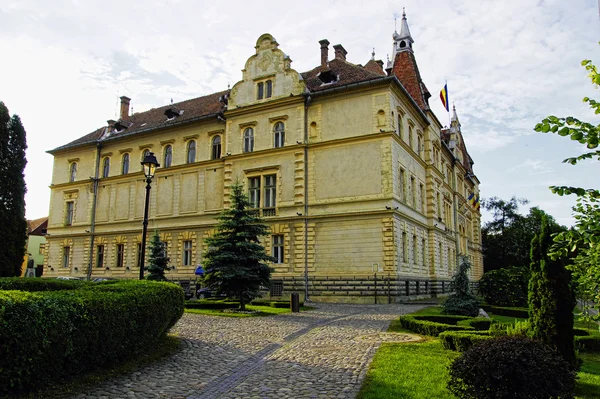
(317, 70, 337, 84)
(164, 106, 182, 120)
(114, 120, 129, 132)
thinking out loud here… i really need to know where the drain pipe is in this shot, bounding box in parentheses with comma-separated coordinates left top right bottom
(86, 141, 102, 280)
(303, 93, 311, 302)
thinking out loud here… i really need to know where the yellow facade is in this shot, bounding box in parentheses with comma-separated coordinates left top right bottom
(44, 31, 483, 297)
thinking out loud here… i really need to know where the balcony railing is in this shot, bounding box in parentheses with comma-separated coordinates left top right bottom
(248, 208, 277, 217)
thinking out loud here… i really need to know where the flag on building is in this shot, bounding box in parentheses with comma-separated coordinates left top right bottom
(440, 83, 449, 112)
(473, 196, 480, 209)
(467, 192, 475, 206)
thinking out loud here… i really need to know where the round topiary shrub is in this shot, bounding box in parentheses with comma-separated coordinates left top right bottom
(447, 336, 575, 399)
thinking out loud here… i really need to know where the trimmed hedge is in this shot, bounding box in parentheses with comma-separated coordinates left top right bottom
(575, 336, 600, 352)
(0, 277, 87, 291)
(457, 317, 493, 331)
(413, 314, 471, 325)
(0, 280, 184, 394)
(439, 331, 492, 351)
(251, 299, 304, 308)
(573, 328, 590, 336)
(184, 300, 239, 309)
(397, 315, 474, 337)
(481, 305, 528, 319)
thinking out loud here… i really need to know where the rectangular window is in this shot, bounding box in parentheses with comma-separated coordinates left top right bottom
(257, 82, 264, 100)
(411, 176, 416, 208)
(137, 243, 143, 268)
(412, 235, 417, 266)
(248, 177, 261, 208)
(408, 126, 414, 150)
(265, 80, 272, 98)
(39, 243, 45, 255)
(400, 168, 406, 202)
(62, 246, 70, 268)
(420, 183, 425, 213)
(422, 238, 426, 267)
(183, 240, 192, 266)
(264, 175, 276, 208)
(116, 244, 124, 268)
(402, 232, 408, 263)
(65, 201, 74, 226)
(418, 134, 424, 157)
(96, 245, 104, 268)
(272, 235, 284, 264)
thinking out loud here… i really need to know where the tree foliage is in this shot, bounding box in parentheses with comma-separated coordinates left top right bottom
(528, 216, 577, 369)
(481, 197, 564, 271)
(443, 255, 480, 317)
(0, 102, 27, 277)
(478, 267, 530, 307)
(535, 46, 600, 322)
(203, 182, 274, 310)
(146, 230, 169, 281)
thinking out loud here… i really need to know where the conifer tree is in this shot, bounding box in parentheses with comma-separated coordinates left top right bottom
(0, 102, 27, 277)
(203, 182, 274, 310)
(528, 215, 576, 368)
(146, 230, 169, 281)
(443, 255, 480, 317)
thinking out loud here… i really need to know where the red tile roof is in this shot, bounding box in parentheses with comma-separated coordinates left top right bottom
(364, 59, 387, 76)
(391, 51, 431, 111)
(27, 217, 48, 235)
(301, 58, 383, 92)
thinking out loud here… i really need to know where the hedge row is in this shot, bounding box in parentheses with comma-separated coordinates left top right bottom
(184, 300, 239, 309)
(398, 315, 475, 337)
(575, 336, 600, 352)
(573, 328, 590, 336)
(457, 317, 493, 331)
(481, 305, 529, 319)
(0, 280, 184, 394)
(439, 331, 493, 351)
(251, 299, 304, 308)
(0, 276, 87, 291)
(412, 314, 472, 325)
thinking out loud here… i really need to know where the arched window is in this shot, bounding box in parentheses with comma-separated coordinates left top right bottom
(243, 128, 254, 153)
(274, 122, 285, 148)
(69, 162, 77, 183)
(141, 149, 150, 171)
(164, 145, 172, 167)
(122, 153, 129, 175)
(212, 136, 221, 160)
(187, 140, 196, 164)
(102, 157, 110, 178)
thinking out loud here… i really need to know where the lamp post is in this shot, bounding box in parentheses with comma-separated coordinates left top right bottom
(140, 152, 160, 280)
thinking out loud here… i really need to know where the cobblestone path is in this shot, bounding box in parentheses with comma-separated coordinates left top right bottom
(73, 303, 424, 399)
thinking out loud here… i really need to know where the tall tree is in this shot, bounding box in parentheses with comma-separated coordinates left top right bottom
(535, 47, 600, 319)
(203, 182, 274, 310)
(146, 230, 169, 281)
(528, 216, 576, 369)
(0, 102, 27, 277)
(482, 197, 564, 271)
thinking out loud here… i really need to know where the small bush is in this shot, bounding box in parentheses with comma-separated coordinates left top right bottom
(481, 305, 529, 319)
(478, 267, 530, 307)
(447, 336, 576, 399)
(457, 317, 492, 331)
(575, 336, 600, 352)
(0, 280, 184, 394)
(489, 322, 510, 337)
(506, 320, 530, 337)
(397, 315, 474, 337)
(439, 331, 492, 351)
(442, 296, 480, 317)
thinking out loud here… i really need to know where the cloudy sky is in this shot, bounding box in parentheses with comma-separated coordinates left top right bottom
(1, 0, 598, 226)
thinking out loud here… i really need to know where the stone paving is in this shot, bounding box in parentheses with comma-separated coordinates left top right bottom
(72, 303, 424, 399)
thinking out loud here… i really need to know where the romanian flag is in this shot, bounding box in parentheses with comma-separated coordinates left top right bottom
(440, 84, 449, 112)
(467, 192, 475, 206)
(473, 196, 480, 209)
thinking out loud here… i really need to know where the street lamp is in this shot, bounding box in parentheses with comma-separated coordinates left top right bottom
(140, 152, 160, 280)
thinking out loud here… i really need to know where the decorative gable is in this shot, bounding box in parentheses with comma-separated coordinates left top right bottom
(228, 34, 305, 108)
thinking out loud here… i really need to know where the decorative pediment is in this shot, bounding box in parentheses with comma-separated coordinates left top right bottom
(229, 33, 305, 108)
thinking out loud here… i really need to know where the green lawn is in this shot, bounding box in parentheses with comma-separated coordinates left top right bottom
(358, 306, 600, 399)
(185, 305, 314, 317)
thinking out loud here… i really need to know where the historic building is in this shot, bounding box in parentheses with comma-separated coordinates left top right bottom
(44, 13, 483, 300)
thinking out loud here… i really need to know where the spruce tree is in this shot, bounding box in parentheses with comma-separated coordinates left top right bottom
(203, 182, 274, 310)
(443, 255, 480, 317)
(528, 215, 576, 368)
(0, 102, 27, 277)
(146, 230, 169, 281)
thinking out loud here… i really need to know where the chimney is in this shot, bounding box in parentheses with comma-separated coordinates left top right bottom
(119, 96, 131, 119)
(319, 39, 330, 67)
(333, 44, 347, 61)
(107, 119, 116, 133)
